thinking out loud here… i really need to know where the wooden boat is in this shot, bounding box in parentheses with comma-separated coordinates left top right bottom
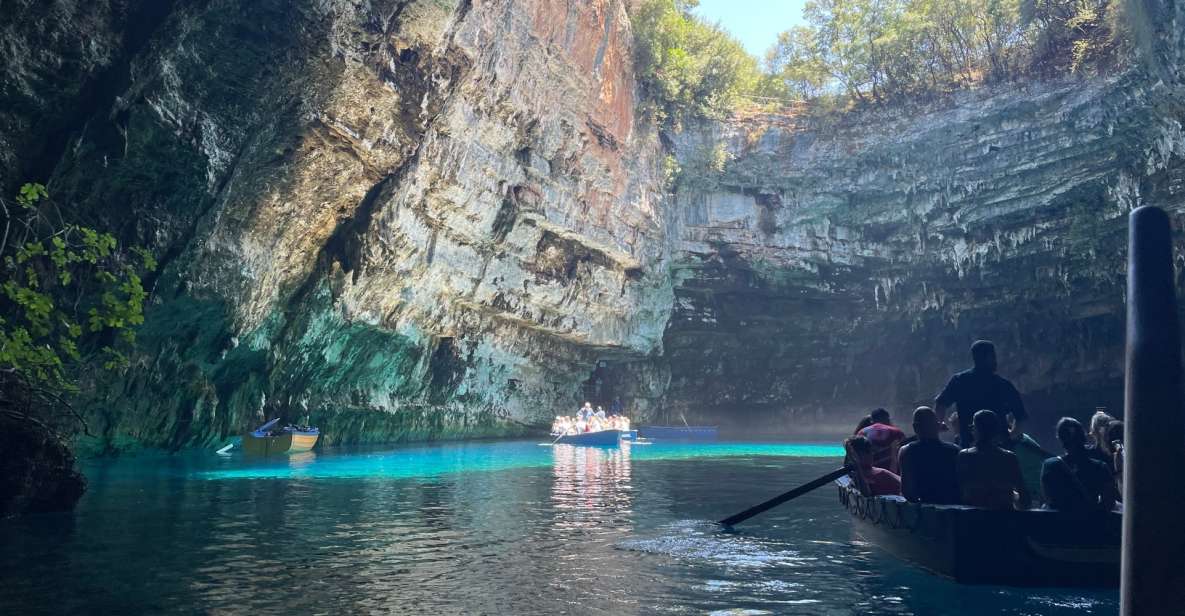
(242, 419, 320, 455)
(836, 476, 1120, 587)
(637, 425, 718, 440)
(554, 429, 622, 446)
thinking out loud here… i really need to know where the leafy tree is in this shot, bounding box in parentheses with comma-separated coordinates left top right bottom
(0, 183, 155, 436)
(763, 0, 1128, 109)
(631, 0, 762, 129)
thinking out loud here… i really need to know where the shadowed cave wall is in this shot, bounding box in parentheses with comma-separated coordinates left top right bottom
(2, 0, 1185, 450)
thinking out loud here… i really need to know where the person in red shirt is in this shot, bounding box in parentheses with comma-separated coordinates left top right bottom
(858, 408, 906, 473)
(846, 435, 902, 497)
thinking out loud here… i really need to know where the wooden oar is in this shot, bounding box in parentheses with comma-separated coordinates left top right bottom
(718, 465, 852, 527)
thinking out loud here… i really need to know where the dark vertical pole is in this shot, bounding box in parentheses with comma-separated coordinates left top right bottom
(1122, 206, 1185, 616)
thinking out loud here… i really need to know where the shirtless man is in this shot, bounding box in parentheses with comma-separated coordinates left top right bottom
(956, 410, 1031, 509)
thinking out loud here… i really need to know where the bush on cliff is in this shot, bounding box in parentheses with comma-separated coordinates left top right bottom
(631, 0, 762, 129)
(0, 183, 154, 516)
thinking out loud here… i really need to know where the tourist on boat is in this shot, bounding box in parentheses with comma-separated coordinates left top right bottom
(845, 435, 902, 497)
(1041, 417, 1119, 513)
(935, 340, 1028, 447)
(1086, 410, 1116, 470)
(1002, 413, 1052, 508)
(611, 397, 624, 415)
(1107, 421, 1124, 494)
(898, 406, 960, 504)
(578, 402, 594, 421)
(595, 406, 607, 419)
(946, 411, 961, 446)
(857, 408, 906, 473)
(956, 410, 1031, 510)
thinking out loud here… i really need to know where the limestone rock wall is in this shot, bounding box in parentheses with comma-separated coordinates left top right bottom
(659, 65, 1185, 435)
(5, 0, 672, 450)
(6, 0, 1185, 450)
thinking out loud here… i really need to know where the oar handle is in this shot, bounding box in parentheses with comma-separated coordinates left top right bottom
(719, 465, 852, 527)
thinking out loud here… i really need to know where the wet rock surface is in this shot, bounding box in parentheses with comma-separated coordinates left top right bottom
(0, 417, 87, 518)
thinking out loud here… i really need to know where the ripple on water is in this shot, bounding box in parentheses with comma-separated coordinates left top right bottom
(0, 440, 1119, 615)
(619, 519, 811, 570)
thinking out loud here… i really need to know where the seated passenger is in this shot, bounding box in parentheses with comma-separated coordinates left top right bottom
(1042, 417, 1119, 513)
(858, 408, 906, 473)
(956, 410, 1031, 510)
(1003, 413, 1052, 508)
(845, 436, 902, 497)
(898, 407, 960, 504)
(1086, 410, 1115, 471)
(1107, 421, 1124, 495)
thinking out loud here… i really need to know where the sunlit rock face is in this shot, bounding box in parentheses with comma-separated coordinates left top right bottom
(660, 66, 1185, 434)
(4, 0, 671, 449)
(7, 0, 1185, 451)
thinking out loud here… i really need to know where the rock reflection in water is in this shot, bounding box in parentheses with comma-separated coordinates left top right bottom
(0, 441, 1119, 615)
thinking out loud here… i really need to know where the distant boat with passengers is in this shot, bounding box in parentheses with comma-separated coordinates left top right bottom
(550, 405, 635, 446)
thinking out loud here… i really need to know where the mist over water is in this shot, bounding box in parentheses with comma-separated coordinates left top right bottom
(1, 440, 1116, 614)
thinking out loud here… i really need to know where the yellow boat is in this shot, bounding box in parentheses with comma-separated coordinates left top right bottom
(242, 419, 319, 455)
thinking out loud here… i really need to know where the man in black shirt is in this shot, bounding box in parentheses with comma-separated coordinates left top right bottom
(1041, 417, 1119, 512)
(899, 406, 961, 504)
(934, 340, 1027, 447)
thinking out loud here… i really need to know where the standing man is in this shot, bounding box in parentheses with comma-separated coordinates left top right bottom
(934, 340, 1027, 447)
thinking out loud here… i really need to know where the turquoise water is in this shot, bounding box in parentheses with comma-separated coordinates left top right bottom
(196, 441, 845, 480)
(0, 439, 1118, 615)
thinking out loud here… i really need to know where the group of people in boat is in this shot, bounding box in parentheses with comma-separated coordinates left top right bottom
(551, 401, 631, 436)
(845, 340, 1124, 513)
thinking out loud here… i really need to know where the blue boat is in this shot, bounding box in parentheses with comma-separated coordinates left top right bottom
(555, 430, 622, 446)
(638, 425, 718, 440)
(620, 430, 639, 440)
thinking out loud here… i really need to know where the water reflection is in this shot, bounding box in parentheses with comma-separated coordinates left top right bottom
(551, 442, 634, 517)
(0, 441, 1118, 615)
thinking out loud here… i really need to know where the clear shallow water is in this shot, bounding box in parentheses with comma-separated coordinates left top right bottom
(0, 439, 1117, 615)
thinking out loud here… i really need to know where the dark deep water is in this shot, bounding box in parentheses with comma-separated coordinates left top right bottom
(0, 440, 1117, 615)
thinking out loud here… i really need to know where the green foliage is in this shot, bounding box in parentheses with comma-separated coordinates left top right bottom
(0, 183, 155, 432)
(631, 0, 762, 129)
(763, 0, 1128, 107)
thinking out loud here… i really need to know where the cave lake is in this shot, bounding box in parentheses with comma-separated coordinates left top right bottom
(0, 439, 1117, 615)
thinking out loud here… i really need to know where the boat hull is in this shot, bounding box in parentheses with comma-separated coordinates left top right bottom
(242, 431, 319, 455)
(555, 430, 622, 446)
(637, 426, 718, 440)
(837, 477, 1119, 587)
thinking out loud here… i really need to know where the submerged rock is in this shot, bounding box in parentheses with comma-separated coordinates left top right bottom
(0, 417, 87, 518)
